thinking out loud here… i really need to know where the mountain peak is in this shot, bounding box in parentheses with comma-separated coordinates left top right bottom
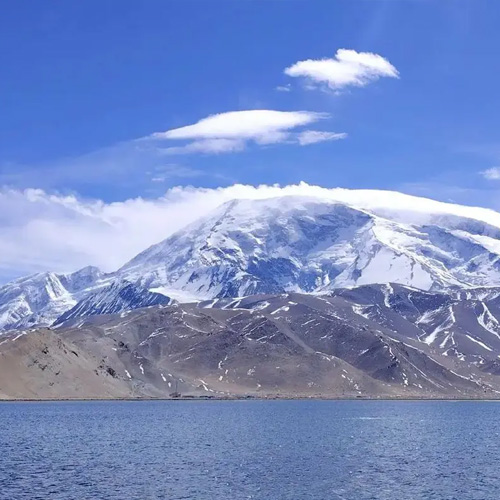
(2, 188, 500, 330)
(117, 194, 500, 300)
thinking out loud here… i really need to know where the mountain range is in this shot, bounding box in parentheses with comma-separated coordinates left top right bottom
(2, 191, 500, 330)
(1, 189, 500, 398)
(2, 283, 500, 399)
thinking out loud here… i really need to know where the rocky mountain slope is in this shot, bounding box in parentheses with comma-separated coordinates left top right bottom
(2, 284, 500, 399)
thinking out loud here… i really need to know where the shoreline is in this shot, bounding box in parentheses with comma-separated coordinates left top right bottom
(2, 395, 500, 403)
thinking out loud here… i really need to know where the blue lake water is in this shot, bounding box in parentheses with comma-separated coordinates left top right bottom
(0, 400, 499, 499)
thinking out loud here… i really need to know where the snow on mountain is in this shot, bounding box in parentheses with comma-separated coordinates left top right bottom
(0, 266, 103, 330)
(328, 282, 500, 364)
(1, 189, 500, 330)
(54, 280, 173, 326)
(118, 195, 500, 299)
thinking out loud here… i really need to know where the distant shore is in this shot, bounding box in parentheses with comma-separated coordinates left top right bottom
(2, 394, 500, 403)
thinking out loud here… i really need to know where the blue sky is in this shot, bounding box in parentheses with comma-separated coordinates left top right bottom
(1, 0, 500, 281)
(1, 0, 499, 203)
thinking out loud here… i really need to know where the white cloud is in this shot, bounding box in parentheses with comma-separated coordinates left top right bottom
(152, 110, 329, 154)
(275, 84, 291, 92)
(2, 183, 500, 283)
(297, 130, 348, 146)
(284, 49, 399, 90)
(156, 110, 323, 140)
(481, 167, 500, 180)
(161, 138, 247, 155)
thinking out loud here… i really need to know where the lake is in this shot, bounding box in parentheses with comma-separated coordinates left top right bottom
(0, 400, 498, 499)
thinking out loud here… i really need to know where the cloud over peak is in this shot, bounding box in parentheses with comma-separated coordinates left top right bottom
(3, 182, 500, 283)
(284, 49, 399, 90)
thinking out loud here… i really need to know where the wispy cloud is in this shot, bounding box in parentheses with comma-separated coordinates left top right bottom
(275, 84, 291, 92)
(159, 138, 247, 155)
(400, 180, 500, 213)
(480, 167, 500, 180)
(0, 139, 222, 192)
(284, 49, 399, 91)
(297, 130, 347, 146)
(149, 164, 205, 183)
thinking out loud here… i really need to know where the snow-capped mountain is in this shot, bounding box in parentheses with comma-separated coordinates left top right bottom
(54, 280, 172, 326)
(119, 196, 500, 299)
(0, 267, 103, 330)
(1, 190, 500, 330)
